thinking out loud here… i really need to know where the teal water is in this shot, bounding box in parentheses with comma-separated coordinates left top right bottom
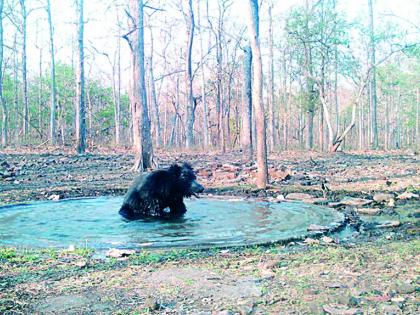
(0, 197, 343, 249)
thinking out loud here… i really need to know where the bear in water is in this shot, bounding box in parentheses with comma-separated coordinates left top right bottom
(119, 163, 204, 219)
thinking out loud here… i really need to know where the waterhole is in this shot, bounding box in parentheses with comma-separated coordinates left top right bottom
(0, 196, 343, 249)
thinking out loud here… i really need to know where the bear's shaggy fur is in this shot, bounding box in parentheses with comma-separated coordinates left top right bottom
(119, 163, 204, 219)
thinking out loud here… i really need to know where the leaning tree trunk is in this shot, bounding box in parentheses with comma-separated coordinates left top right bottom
(46, 0, 57, 145)
(247, 0, 268, 189)
(75, 0, 86, 154)
(241, 46, 253, 161)
(185, 0, 195, 148)
(0, 0, 7, 147)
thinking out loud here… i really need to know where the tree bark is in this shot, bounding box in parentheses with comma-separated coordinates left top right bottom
(207, 0, 225, 151)
(134, 0, 153, 170)
(216, 3, 224, 151)
(169, 76, 180, 147)
(75, 0, 86, 154)
(416, 87, 419, 149)
(0, 0, 6, 147)
(13, 33, 18, 141)
(46, 0, 57, 145)
(114, 17, 121, 146)
(334, 45, 339, 134)
(241, 46, 253, 161)
(385, 93, 389, 150)
(185, 0, 195, 148)
(19, 0, 28, 137)
(368, 0, 378, 149)
(197, 0, 209, 147)
(247, 0, 268, 189)
(148, 27, 161, 148)
(38, 44, 42, 134)
(268, 4, 275, 151)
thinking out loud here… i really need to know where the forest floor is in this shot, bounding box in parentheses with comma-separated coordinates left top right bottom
(0, 149, 419, 314)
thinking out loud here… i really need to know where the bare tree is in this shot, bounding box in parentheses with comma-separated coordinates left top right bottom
(368, 0, 378, 149)
(46, 0, 57, 145)
(247, 0, 267, 188)
(19, 0, 28, 137)
(185, 0, 195, 148)
(35, 21, 43, 132)
(76, 0, 86, 153)
(126, 0, 153, 170)
(241, 46, 252, 161)
(417, 87, 419, 148)
(115, 21, 122, 146)
(267, 4, 275, 151)
(207, 0, 231, 151)
(148, 26, 161, 148)
(197, 0, 209, 147)
(0, 0, 6, 147)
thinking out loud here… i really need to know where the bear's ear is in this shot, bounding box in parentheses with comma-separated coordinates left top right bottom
(181, 162, 193, 170)
(169, 164, 182, 176)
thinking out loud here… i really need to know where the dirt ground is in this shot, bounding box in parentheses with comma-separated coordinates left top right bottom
(0, 149, 419, 203)
(0, 149, 419, 314)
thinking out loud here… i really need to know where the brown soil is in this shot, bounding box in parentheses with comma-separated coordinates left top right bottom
(1, 149, 418, 204)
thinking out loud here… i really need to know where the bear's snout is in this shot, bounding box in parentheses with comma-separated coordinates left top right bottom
(191, 180, 204, 194)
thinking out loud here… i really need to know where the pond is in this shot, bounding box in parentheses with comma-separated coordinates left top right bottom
(0, 196, 344, 249)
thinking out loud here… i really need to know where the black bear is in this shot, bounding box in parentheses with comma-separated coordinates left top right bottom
(119, 163, 204, 219)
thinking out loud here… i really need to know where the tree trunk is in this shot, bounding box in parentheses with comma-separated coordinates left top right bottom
(148, 28, 161, 148)
(268, 4, 275, 151)
(169, 77, 180, 147)
(416, 87, 419, 149)
(216, 3, 224, 151)
(131, 0, 153, 170)
(13, 34, 18, 142)
(86, 80, 93, 144)
(38, 46, 43, 134)
(358, 97, 364, 150)
(46, 0, 57, 145)
(395, 86, 401, 149)
(126, 1, 140, 155)
(197, 0, 209, 147)
(20, 0, 28, 137)
(307, 107, 314, 150)
(368, 0, 378, 149)
(385, 94, 389, 150)
(247, 0, 268, 189)
(241, 46, 253, 161)
(334, 45, 339, 134)
(75, 0, 86, 154)
(329, 77, 369, 152)
(185, 0, 195, 148)
(114, 22, 121, 146)
(281, 48, 288, 150)
(0, 0, 6, 147)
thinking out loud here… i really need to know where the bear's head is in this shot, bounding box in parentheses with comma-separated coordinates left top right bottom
(169, 163, 204, 197)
